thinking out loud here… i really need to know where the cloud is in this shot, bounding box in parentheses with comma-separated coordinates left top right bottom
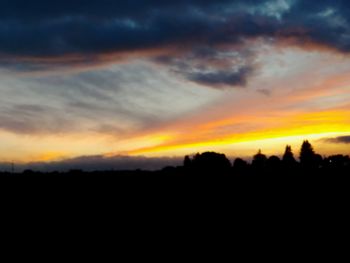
(0, 0, 349, 56)
(187, 67, 253, 88)
(0, 62, 217, 135)
(0, 3, 350, 57)
(1, 0, 350, 87)
(153, 46, 255, 88)
(322, 136, 350, 144)
(0, 155, 183, 172)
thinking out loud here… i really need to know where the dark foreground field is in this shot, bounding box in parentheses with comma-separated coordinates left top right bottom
(1, 167, 349, 192)
(1, 167, 349, 231)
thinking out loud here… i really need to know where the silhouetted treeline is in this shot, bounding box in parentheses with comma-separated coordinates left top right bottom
(0, 140, 349, 178)
(181, 141, 349, 177)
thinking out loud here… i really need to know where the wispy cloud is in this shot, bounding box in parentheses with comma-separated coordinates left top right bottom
(322, 136, 350, 144)
(0, 62, 218, 136)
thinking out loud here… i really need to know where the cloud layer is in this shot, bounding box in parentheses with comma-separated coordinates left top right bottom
(0, 62, 218, 136)
(0, 155, 182, 172)
(1, 0, 350, 87)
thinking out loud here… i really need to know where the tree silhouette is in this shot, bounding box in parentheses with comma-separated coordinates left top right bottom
(283, 145, 296, 163)
(233, 158, 249, 174)
(314, 154, 323, 169)
(282, 145, 297, 169)
(192, 152, 231, 174)
(183, 155, 192, 168)
(324, 155, 350, 170)
(252, 150, 267, 170)
(267, 155, 281, 172)
(299, 140, 317, 169)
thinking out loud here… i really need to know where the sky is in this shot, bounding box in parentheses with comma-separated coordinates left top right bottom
(0, 0, 350, 170)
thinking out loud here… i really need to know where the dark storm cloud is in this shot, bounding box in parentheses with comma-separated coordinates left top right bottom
(1, 0, 349, 55)
(153, 46, 254, 87)
(0, 0, 239, 57)
(187, 67, 253, 87)
(323, 136, 350, 144)
(1, 0, 350, 86)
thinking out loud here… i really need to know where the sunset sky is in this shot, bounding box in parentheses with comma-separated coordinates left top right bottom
(0, 0, 350, 168)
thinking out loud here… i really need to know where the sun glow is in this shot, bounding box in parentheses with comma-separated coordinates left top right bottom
(127, 110, 350, 157)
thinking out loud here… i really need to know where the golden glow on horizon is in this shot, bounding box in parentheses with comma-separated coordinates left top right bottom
(0, 107, 349, 163)
(127, 109, 350, 156)
(128, 131, 350, 157)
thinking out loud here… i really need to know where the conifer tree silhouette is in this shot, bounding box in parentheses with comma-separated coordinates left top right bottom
(283, 145, 296, 163)
(282, 145, 297, 170)
(300, 140, 316, 169)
